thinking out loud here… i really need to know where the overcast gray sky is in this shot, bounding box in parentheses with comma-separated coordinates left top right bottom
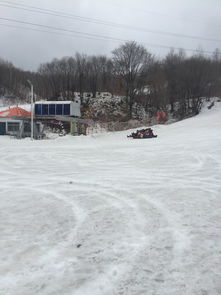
(0, 0, 221, 71)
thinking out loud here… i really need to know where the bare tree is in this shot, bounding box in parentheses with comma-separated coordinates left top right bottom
(112, 41, 152, 117)
(164, 49, 186, 113)
(182, 55, 212, 115)
(1, 42, 221, 122)
(143, 60, 167, 113)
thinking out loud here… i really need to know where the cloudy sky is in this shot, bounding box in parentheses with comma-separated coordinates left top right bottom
(0, 0, 221, 71)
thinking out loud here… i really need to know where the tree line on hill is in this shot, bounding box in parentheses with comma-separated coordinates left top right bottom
(0, 41, 221, 120)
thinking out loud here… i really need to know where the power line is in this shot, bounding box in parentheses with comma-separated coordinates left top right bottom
(1, 0, 218, 29)
(0, 23, 127, 43)
(87, 0, 220, 27)
(0, 0, 168, 20)
(0, 20, 215, 56)
(0, 17, 133, 42)
(0, 1, 221, 44)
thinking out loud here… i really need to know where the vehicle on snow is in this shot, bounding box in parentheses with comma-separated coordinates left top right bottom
(127, 128, 157, 139)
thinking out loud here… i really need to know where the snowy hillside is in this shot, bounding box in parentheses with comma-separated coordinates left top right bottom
(0, 102, 221, 295)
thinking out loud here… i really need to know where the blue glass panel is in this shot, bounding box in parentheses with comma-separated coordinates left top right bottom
(35, 104, 42, 115)
(63, 104, 70, 115)
(49, 104, 56, 115)
(56, 104, 63, 115)
(42, 104, 49, 115)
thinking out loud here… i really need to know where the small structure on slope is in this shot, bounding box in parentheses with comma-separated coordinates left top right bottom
(34, 101, 92, 136)
(0, 106, 44, 138)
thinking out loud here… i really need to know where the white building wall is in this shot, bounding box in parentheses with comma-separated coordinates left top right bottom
(70, 101, 81, 117)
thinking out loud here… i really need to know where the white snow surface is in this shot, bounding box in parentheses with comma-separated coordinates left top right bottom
(0, 103, 221, 295)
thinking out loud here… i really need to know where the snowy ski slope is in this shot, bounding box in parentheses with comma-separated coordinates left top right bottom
(0, 102, 221, 295)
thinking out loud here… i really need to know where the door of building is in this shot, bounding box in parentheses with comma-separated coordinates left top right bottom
(0, 122, 6, 135)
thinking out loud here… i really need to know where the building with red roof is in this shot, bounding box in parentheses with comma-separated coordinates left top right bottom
(0, 106, 31, 118)
(0, 106, 43, 138)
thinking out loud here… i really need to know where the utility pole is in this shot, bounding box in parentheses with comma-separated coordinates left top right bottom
(27, 80, 34, 140)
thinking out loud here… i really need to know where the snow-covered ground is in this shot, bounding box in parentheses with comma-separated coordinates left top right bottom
(0, 103, 221, 295)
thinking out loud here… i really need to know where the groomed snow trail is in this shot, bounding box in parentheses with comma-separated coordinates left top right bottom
(0, 104, 221, 295)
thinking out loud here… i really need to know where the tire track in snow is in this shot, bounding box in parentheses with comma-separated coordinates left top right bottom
(46, 183, 179, 295)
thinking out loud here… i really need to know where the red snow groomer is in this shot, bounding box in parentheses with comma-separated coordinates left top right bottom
(127, 128, 157, 139)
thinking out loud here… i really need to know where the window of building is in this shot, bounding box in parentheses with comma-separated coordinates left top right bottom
(56, 104, 63, 115)
(7, 122, 20, 132)
(35, 104, 42, 115)
(63, 104, 70, 115)
(49, 104, 56, 115)
(42, 104, 49, 115)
